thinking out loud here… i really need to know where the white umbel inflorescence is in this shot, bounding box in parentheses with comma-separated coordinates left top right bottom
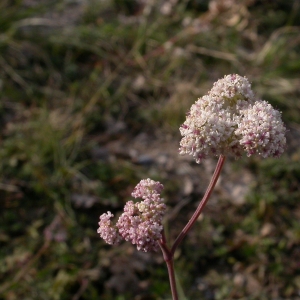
(235, 100, 286, 158)
(179, 74, 286, 162)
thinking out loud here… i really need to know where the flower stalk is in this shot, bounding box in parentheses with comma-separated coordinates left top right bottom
(97, 74, 286, 299)
(158, 155, 226, 299)
(159, 231, 178, 300)
(171, 154, 226, 256)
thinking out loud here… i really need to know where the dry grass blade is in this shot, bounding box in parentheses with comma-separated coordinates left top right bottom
(187, 44, 237, 63)
(256, 26, 300, 64)
(0, 55, 30, 91)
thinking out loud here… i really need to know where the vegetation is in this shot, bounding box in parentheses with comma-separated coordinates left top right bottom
(0, 0, 300, 299)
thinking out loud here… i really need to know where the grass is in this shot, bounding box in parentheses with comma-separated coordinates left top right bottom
(0, 0, 300, 299)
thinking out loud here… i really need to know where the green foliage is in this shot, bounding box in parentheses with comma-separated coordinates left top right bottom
(0, 0, 300, 299)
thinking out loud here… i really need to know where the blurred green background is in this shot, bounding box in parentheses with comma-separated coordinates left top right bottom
(0, 0, 300, 299)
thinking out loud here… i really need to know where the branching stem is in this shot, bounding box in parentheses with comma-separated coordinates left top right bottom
(159, 155, 226, 300)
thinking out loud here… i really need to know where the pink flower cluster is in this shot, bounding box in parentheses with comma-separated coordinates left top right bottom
(97, 179, 166, 252)
(179, 74, 286, 163)
(235, 100, 286, 158)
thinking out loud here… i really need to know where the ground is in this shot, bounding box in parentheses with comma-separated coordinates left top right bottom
(0, 0, 300, 299)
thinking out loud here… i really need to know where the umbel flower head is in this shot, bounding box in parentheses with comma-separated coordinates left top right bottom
(179, 74, 286, 163)
(97, 179, 166, 252)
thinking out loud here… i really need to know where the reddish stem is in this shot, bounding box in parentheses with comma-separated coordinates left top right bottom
(159, 155, 226, 300)
(159, 232, 178, 300)
(171, 155, 226, 256)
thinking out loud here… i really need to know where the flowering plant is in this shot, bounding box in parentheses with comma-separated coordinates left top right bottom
(97, 74, 286, 300)
(98, 178, 166, 252)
